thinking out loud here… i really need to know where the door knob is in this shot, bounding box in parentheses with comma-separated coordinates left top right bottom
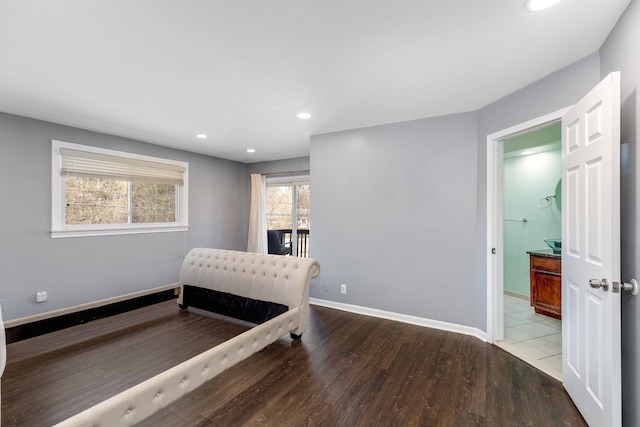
(589, 278, 609, 291)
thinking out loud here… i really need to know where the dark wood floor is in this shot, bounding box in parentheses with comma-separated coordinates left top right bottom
(2, 301, 586, 426)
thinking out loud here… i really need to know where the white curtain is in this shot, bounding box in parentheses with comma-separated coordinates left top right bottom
(247, 174, 267, 253)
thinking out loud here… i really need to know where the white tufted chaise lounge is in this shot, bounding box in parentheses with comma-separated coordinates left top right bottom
(54, 248, 320, 426)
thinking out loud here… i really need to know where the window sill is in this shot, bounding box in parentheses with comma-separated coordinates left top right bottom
(51, 224, 189, 239)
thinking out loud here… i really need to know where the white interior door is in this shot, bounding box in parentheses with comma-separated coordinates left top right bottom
(562, 72, 621, 426)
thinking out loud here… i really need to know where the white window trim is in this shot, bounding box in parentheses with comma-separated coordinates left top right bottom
(51, 140, 189, 238)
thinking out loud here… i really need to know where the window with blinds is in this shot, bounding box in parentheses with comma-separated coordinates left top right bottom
(51, 140, 189, 238)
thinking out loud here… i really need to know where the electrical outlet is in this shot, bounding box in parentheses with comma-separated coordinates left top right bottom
(0, 300, 6, 312)
(36, 291, 47, 303)
(341, 284, 347, 294)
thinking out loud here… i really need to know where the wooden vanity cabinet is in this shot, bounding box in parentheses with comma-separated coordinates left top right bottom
(529, 253, 562, 319)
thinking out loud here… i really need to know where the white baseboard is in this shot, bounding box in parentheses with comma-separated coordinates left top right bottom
(504, 290, 529, 301)
(309, 297, 488, 342)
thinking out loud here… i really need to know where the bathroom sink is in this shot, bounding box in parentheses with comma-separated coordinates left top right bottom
(544, 239, 561, 254)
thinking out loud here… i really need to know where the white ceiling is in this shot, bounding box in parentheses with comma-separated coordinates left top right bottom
(0, 0, 631, 163)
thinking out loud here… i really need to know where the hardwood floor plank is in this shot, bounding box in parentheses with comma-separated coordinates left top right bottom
(2, 302, 249, 426)
(2, 303, 586, 427)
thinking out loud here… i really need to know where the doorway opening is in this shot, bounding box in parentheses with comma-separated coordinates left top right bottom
(486, 108, 570, 381)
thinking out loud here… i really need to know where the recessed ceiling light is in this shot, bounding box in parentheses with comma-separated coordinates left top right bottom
(296, 112, 312, 119)
(196, 133, 207, 139)
(246, 148, 256, 153)
(525, 0, 563, 12)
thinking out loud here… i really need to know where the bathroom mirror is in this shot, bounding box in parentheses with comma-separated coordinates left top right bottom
(554, 178, 561, 210)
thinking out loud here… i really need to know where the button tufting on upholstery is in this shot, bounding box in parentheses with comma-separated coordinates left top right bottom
(160, 249, 318, 426)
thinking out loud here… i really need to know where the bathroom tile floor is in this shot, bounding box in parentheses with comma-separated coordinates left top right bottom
(495, 293, 562, 381)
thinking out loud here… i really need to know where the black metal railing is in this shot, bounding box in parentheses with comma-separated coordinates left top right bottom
(268, 229, 310, 258)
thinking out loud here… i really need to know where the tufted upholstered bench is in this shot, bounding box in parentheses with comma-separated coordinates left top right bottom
(52, 248, 320, 426)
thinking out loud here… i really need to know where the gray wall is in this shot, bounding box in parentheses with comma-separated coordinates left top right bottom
(475, 53, 602, 330)
(0, 113, 249, 321)
(310, 113, 479, 327)
(308, 55, 600, 331)
(600, 0, 640, 424)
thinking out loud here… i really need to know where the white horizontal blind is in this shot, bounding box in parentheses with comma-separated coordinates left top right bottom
(60, 148, 186, 185)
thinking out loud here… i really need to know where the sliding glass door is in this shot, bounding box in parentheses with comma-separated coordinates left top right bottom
(265, 176, 310, 257)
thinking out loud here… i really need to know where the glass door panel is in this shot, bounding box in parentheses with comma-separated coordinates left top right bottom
(296, 184, 310, 257)
(265, 179, 310, 257)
